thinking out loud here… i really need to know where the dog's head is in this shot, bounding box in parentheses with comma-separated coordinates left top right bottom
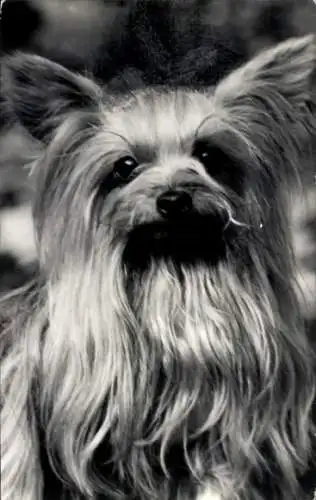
(2, 36, 315, 273)
(1, 36, 316, 499)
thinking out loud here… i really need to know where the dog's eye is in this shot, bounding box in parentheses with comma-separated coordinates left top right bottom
(192, 141, 229, 180)
(113, 156, 139, 181)
(192, 142, 211, 164)
(192, 141, 224, 171)
(192, 141, 244, 192)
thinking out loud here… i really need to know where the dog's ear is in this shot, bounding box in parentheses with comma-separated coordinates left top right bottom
(1, 53, 102, 142)
(214, 35, 316, 126)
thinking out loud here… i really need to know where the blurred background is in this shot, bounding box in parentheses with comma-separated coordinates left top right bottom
(0, 0, 315, 331)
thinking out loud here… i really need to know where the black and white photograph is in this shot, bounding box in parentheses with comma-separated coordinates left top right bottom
(1, 1, 316, 499)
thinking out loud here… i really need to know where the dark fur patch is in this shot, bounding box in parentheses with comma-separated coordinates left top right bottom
(123, 215, 230, 269)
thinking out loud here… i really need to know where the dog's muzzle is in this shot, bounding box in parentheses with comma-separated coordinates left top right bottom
(123, 186, 232, 268)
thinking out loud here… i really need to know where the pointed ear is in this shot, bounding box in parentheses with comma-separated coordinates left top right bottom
(214, 35, 316, 125)
(1, 53, 103, 142)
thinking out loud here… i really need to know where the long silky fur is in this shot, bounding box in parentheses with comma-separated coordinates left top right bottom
(1, 34, 316, 500)
(1, 239, 315, 500)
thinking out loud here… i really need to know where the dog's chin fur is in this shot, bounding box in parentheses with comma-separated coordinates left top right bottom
(123, 215, 230, 267)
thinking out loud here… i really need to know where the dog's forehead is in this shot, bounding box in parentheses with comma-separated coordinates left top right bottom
(102, 89, 215, 152)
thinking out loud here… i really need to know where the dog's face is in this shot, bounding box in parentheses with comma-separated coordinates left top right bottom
(76, 89, 247, 269)
(90, 90, 250, 268)
(2, 36, 315, 274)
(1, 36, 316, 500)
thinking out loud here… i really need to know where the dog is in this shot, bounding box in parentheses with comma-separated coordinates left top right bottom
(1, 30, 316, 500)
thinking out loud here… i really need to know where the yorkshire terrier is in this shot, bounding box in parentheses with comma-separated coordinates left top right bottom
(1, 27, 316, 500)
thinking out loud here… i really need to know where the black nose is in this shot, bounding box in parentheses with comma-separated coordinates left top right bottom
(156, 189, 193, 218)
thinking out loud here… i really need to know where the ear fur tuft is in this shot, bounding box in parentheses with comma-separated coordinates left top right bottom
(1, 53, 102, 142)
